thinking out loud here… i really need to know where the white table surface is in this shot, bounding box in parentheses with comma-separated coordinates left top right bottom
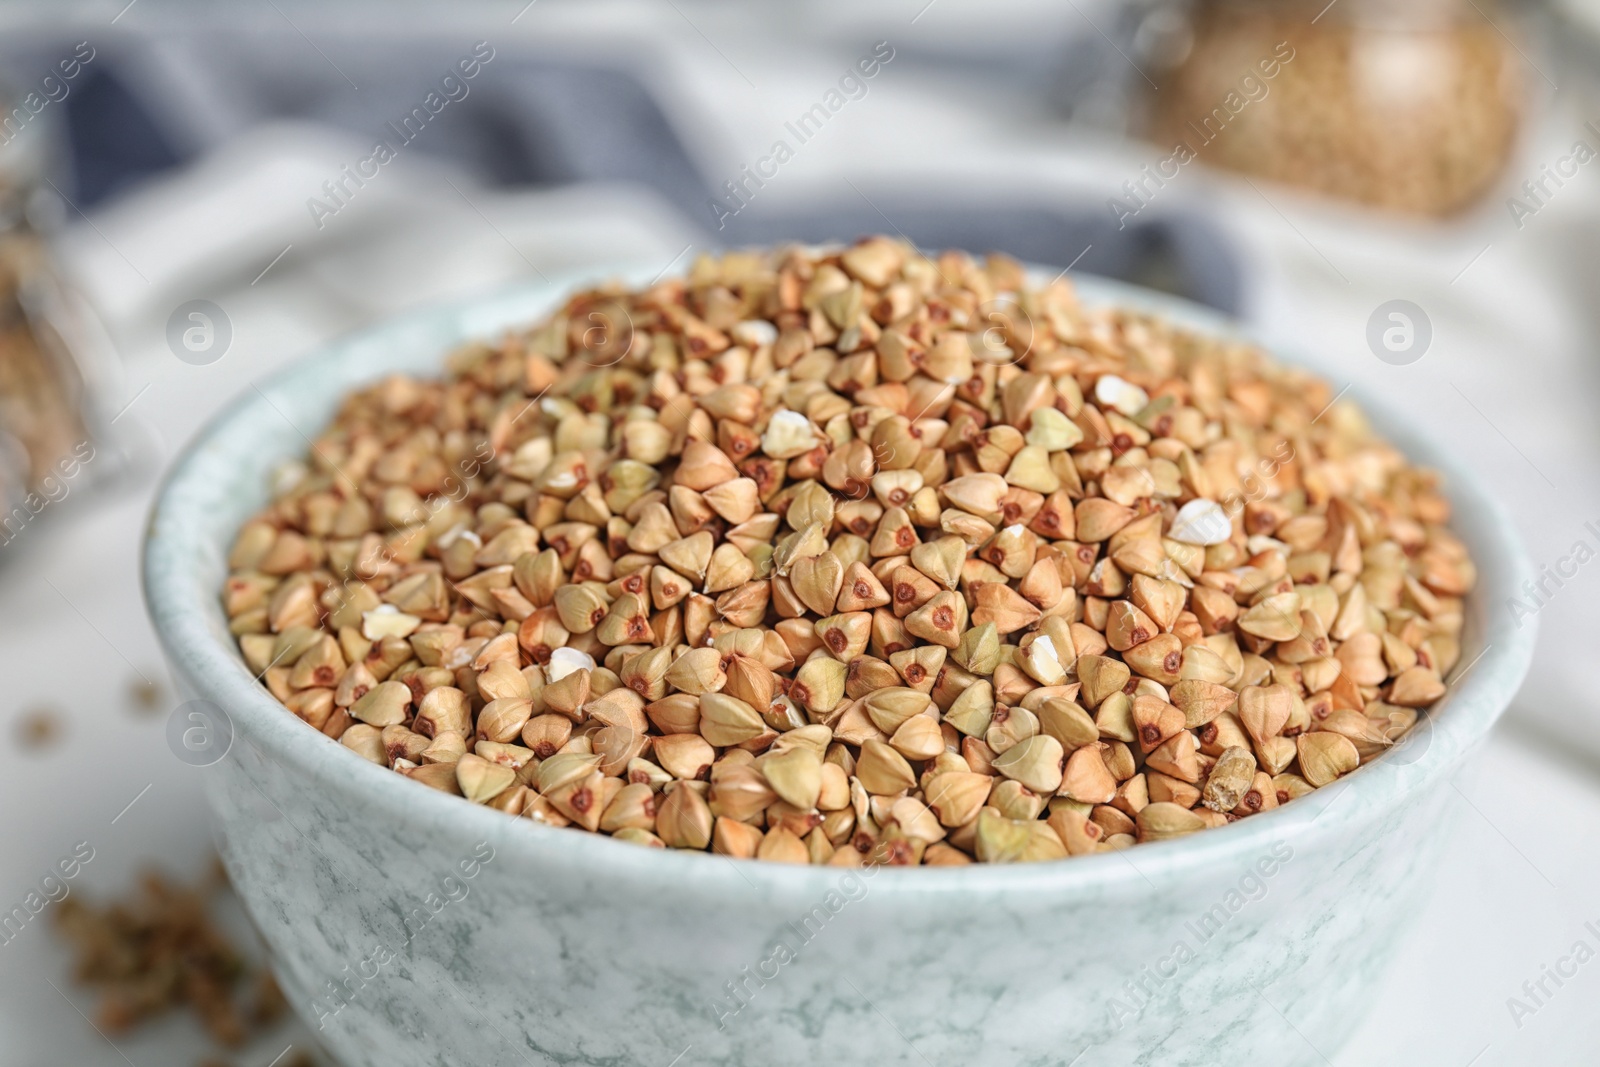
(4, 5, 1600, 1063)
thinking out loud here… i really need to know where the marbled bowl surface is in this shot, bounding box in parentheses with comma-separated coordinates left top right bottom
(144, 269, 1535, 1067)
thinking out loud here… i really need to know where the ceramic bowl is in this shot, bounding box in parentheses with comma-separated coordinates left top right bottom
(144, 268, 1535, 1067)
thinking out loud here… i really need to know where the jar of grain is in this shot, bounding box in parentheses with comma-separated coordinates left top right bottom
(1142, 0, 1525, 215)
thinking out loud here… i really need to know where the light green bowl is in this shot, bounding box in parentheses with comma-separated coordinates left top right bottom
(144, 268, 1535, 1067)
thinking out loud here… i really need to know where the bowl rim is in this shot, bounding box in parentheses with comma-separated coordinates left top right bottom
(143, 263, 1537, 900)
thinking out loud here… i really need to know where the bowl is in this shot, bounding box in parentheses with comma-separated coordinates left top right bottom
(143, 267, 1535, 1067)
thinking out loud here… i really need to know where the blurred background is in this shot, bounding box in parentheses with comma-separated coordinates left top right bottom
(3, 0, 1600, 1063)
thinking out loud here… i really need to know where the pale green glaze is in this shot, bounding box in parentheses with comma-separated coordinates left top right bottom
(143, 269, 1535, 1066)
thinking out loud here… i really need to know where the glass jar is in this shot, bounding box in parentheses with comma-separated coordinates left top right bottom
(0, 77, 123, 554)
(1141, 0, 1525, 215)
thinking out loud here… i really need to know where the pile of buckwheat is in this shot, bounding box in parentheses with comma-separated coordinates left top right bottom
(53, 863, 299, 1060)
(223, 238, 1475, 866)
